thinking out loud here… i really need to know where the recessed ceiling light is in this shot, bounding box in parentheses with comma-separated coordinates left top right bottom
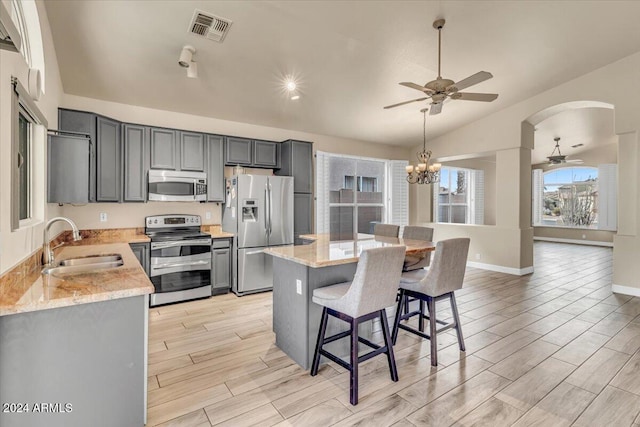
(571, 143, 584, 148)
(286, 80, 297, 92)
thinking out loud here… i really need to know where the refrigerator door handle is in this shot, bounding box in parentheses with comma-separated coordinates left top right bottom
(268, 183, 273, 236)
(264, 186, 270, 237)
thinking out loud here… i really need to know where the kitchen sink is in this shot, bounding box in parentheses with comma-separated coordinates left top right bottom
(42, 254, 124, 276)
(58, 254, 123, 266)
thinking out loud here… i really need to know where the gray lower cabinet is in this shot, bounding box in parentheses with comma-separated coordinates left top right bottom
(129, 242, 149, 275)
(150, 128, 177, 170)
(123, 124, 149, 202)
(96, 116, 121, 202)
(212, 239, 231, 295)
(206, 135, 225, 202)
(179, 131, 205, 171)
(58, 109, 97, 202)
(0, 296, 147, 427)
(226, 137, 253, 165)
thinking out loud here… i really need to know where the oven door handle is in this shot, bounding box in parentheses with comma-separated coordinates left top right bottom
(151, 239, 211, 250)
(153, 260, 211, 270)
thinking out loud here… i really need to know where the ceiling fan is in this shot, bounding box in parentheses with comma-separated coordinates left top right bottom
(384, 19, 498, 115)
(547, 137, 584, 165)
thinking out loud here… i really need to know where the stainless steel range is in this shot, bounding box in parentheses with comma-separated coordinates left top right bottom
(145, 214, 212, 307)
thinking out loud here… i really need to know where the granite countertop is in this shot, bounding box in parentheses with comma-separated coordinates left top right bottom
(0, 243, 154, 316)
(264, 233, 435, 268)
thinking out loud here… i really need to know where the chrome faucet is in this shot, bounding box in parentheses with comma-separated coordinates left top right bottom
(42, 217, 82, 266)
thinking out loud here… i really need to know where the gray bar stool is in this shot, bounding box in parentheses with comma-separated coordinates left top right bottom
(310, 245, 406, 405)
(391, 238, 470, 366)
(373, 223, 400, 237)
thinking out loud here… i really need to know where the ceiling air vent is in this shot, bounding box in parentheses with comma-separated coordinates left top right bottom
(189, 10, 232, 42)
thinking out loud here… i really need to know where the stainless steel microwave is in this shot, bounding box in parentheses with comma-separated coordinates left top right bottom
(148, 170, 207, 202)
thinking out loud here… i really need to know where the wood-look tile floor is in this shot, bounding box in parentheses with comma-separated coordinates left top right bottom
(147, 242, 640, 427)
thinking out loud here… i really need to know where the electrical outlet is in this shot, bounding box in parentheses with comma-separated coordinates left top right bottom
(99, 212, 108, 222)
(582, 234, 586, 239)
(205, 211, 212, 220)
(476, 253, 481, 260)
(296, 279, 302, 295)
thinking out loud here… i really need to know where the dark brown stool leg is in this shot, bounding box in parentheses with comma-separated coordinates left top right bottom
(428, 297, 438, 366)
(380, 309, 398, 382)
(311, 307, 329, 375)
(350, 316, 359, 405)
(449, 292, 465, 352)
(392, 289, 405, 345)
(419, 299, 426, 332)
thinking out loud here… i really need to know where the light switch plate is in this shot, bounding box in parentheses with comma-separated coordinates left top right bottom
(296, 279, 302, 295)
(205, 211, 212, 220)
(99, 212, 108, 222)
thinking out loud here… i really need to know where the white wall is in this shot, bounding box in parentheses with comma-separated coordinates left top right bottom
(0, 1, 64, 274)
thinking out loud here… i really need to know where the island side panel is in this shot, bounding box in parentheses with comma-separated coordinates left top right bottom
(271, 256, 360, 370)
(0, 296, 146, 427)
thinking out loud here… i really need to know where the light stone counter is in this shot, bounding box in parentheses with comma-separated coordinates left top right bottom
(0, 243, 153, 316)
(264, 233, 435, 268)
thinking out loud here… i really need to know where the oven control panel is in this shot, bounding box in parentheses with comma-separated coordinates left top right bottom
(146, 214, 201, 228)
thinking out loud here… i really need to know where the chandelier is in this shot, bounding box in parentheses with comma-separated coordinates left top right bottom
(406, 108, 441, 184)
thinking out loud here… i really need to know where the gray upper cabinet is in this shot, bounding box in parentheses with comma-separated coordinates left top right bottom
(58, 109, 97, 202)
(150, 128, 177, 170)
(96, 116, 121, 202)
(276, 140, 313, 193)
(225, 137, 280, 168)
(226, 137, 253, 165)
(179, 131, 205, 172)
(123, 124, 149, 202)
(206, 135, 225, 202)
(47, 134, 90, 204)
(294, 193, 313, 236)
(253, 140, 279, 168)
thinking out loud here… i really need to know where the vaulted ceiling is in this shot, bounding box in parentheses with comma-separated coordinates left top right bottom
(45, 1, 640, 148)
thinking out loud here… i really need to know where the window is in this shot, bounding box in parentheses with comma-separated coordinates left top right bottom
(7, 0, 45, 92)
(532, 166, 617, 230)
(11, 77, 47, 230)
(315, 152, 408, 239)
(18, 109, 31, 220)
(434, 166, 484, 224)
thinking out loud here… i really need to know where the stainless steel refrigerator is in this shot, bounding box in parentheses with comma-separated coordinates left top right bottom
(222, 175, 294, 295)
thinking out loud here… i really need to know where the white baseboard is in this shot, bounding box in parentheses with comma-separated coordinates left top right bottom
(612, 284, 640, 297)
(533, 236, 614, 247)
(467, 261, 534, 276)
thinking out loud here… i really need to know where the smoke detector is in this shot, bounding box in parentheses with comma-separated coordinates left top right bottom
(189, 10, 232, 42)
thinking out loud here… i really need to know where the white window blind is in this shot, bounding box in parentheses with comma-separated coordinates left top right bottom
(470, 169, 484, 225)
(315, 151, 330, 233)
(387, 160, 409, 230)
(532, 169, 543, 226)
(598, 163, 617, 231)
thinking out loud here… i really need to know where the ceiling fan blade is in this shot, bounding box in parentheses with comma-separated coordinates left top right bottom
(447, 71, 493, 92)
(429, 102, 443, 115)
(450, 92, 499, 102)
(399, 82, 434, 94)
(383, 97, 429, 109)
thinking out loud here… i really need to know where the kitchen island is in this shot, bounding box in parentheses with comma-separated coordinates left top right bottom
(0, 242, 153, 427)
(264, 233, 434, 369)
